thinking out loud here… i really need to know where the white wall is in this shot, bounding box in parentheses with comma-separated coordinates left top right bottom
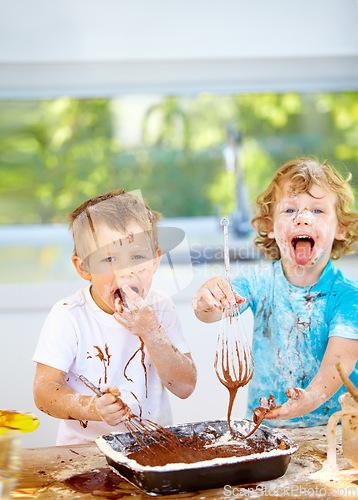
(1, 0, 357, 97)
(2, 0, 356, 62)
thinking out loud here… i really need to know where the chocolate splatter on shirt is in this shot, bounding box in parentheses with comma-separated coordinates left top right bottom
(93, 343, 111, 384)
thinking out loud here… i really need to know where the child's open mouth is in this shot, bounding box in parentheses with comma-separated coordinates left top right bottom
(114, 287, 140, 309)
(291, 235, 315, 266)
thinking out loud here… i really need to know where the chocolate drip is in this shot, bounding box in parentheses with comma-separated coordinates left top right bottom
(93, 344, 111, 384)
(214, 319, 254, 437)
(124, 339, 148, 398)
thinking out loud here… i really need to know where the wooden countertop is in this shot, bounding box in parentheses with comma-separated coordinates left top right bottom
(12, 425, 358, 499)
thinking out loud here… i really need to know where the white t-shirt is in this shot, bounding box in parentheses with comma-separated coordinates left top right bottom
(33, 286, 190, 445)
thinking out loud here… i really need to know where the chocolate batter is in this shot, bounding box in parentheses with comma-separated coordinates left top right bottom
(215, 314, 254, 437)
(65, 468, 120, 495)
(126, 434, 280, 467)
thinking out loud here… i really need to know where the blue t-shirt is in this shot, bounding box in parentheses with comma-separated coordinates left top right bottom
(232, 259, 358, 427)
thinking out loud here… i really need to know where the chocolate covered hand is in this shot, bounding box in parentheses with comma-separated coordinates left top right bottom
(95, 386, 132, 426)
(113, 285, 161, 339)
(264, 388, 308, 420)
(191, 277, 245, 323)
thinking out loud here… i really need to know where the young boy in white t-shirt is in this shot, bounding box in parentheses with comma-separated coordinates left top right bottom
(33, 190, 197, 445)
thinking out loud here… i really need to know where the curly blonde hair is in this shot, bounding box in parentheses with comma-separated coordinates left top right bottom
(252, 158, 358, 260)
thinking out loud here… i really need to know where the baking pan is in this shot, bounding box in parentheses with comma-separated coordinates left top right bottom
(96, 418, 298, 496)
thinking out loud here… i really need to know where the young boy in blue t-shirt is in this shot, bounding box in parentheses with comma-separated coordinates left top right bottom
(192, 158, 358, 427)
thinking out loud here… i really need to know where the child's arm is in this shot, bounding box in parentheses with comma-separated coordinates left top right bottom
(114, 286, 197, 399)
(33, 363, 130, 426)
(264, 337, 358, 420)
(191, 277, 245, 323)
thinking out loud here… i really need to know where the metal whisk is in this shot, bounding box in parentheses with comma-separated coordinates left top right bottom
(124, 416, 183, 451)
(73, 372, 183, 451)
(214, 218, 254, 435)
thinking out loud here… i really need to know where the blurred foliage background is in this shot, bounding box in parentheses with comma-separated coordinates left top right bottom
(0, 92, 357, 224)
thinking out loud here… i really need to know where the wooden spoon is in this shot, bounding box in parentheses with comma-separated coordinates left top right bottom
(336, 362, 358, 404)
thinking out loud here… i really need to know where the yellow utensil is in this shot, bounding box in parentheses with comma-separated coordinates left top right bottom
(0, 411, 39, 435)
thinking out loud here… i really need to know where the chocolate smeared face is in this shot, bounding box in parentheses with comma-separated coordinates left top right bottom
(83, 222, 161, 314)
(114, 287, 140, 310)
(269, 181, 345, 272)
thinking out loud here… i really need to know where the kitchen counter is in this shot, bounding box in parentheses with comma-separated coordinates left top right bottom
(12, 425, 358, 499)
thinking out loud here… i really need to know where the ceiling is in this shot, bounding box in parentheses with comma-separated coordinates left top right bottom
(1, 0, 357, 98)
